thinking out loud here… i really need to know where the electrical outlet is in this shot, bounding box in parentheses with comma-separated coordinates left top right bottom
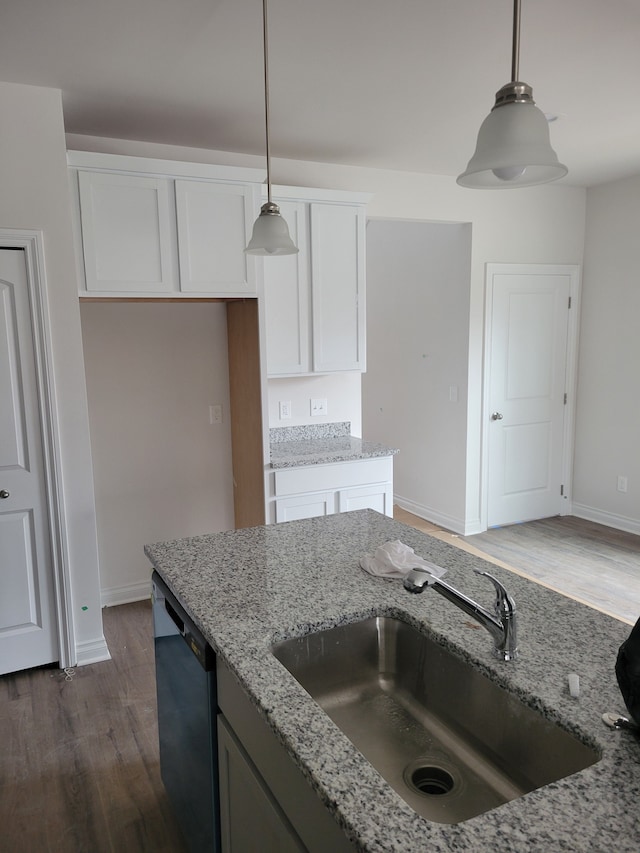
(279, 400, 292, 420)
(209, 404, 223, 424)
(617, 475, 628, 493)
(310, 398, 328, 417)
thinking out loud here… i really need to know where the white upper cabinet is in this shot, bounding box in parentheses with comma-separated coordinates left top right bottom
(263, 187, 370, 376)
(263, 200, 311, 374)
(78, 171, 177, 293)
(175, 180, 257, 295)
(310, 202, 365, 373)
(69, 152, 264, 298)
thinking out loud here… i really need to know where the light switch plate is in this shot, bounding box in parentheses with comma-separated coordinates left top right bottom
(311, 398, 328, 416)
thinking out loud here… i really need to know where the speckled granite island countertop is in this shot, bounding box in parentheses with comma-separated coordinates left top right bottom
(269, 422, 399, 468)
(144, 510, 640, 853)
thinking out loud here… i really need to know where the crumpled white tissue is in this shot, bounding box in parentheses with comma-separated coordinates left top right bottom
(359, 540, 448, 581)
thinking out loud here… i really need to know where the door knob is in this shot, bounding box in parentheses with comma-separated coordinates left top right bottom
(0, 489, 10, 499)
(491, 412, 504, 421)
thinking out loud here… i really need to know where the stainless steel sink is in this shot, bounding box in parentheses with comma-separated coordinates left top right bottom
(271, 616, 600, 824)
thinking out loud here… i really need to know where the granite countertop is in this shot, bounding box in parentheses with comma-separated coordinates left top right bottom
(269, 422, 399, 469)
(145, 510, 640, 853)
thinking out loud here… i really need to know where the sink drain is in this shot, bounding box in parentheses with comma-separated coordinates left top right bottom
(410, 766, 454, 796)
(404, 761, 460, 798)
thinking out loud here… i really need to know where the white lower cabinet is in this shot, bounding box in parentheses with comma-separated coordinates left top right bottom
(216, 660, 355, 853)
(217, 717, 305, 853)
(338, 483, 392, 515)
(275, 491, 337, 522)
(273, 458, 394, 523)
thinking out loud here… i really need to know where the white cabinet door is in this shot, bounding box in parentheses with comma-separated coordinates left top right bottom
(218, 717, 305, 853)
(275, 491, 336, 522)
(264, 200, 311, 375)
(338, 483, 393, 517)
(311, 203, 366, 372)
(264, 197, 367, 376)
(176, 180, 258, 295)
(78, 171, 176, 293)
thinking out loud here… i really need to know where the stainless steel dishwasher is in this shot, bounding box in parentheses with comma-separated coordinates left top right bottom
(152, 571, 220, 853)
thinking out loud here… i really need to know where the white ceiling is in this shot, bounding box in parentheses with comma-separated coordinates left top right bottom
(1, 0, 639, 187)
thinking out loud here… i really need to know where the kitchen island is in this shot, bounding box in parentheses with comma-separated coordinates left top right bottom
(145, 510, 640, 852)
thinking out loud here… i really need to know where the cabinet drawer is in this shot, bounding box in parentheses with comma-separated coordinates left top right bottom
(274, 457, 392, 497)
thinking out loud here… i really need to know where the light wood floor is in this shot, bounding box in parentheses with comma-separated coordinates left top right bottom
(394, 507, 640, 625)
(0, 601, 188, 853)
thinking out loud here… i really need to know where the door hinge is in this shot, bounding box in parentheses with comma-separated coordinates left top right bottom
(560, 484, 564, 496)
(564, 392, 568, 404)
(568, 296, 572, 309)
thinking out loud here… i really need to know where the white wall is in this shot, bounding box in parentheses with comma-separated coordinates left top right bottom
(572, 177, 640, 533)
(364, 220, 472, 530)
(267, 373, 362, 434)
(67, 133, 587, 533)
(0, 85, 105, 664)
(80, 302, 235, 605)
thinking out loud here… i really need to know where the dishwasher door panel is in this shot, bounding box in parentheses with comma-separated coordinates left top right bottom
(153, 573, 220, 853)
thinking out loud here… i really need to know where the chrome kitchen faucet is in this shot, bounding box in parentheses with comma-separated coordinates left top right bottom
(403, 568, 518, 661)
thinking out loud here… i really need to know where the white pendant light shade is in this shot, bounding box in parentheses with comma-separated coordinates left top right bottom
(246, 201, 299, 255)
(457, 0, 567, 189)
(457, 95, 567, 189)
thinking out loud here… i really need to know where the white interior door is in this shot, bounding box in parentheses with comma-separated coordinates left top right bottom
(0, 249, 58, 674)
(486, 265, 576, 528)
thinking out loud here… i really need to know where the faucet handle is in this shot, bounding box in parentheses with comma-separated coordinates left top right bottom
(473, 570, 516, 617)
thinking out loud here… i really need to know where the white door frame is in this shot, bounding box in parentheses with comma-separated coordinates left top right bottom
(480, 263, 581, 531)
(0, 229, 74, 668)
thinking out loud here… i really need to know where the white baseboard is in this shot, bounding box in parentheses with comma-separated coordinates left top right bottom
(101, 578, 152, 608)
(571, 502, 640, 536)
(394, 495, 479, 536)
(74, 579, 152, 666)
(75, 635, 111, 666)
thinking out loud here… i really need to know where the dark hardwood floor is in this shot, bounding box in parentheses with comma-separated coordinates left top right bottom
(0, 601, 187, 853)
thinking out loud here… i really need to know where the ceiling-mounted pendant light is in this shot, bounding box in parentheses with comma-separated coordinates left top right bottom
(246, 0, 298, 254)
(457, 0, 567, 189)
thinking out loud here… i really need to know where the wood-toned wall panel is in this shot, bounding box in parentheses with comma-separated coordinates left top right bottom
(227, 299, 265, 528)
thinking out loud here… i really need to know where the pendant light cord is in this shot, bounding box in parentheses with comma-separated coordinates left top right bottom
(511, 0, 521, 83)
(262, 0, 272, 205)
